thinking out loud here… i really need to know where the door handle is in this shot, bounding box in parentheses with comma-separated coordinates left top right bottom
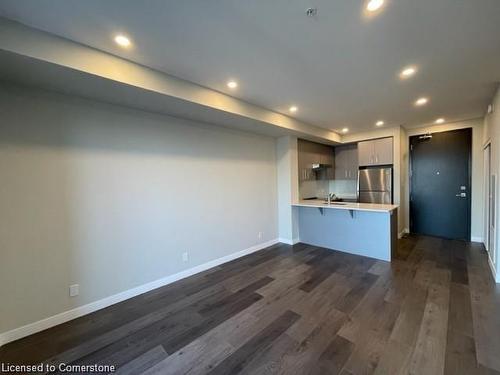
(456, 193, 466, 197)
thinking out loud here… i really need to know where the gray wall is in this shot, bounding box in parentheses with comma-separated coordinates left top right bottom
(0, 83, 278, 334)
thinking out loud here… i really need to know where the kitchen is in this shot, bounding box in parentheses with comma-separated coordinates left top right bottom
(291, 137, 398, 261)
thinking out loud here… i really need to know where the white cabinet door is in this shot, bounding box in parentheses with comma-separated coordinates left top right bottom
(374, 137, 393, 165)
(358, 140, 375, 166)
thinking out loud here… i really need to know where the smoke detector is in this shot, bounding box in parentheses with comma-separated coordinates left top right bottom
(306, 7, 318, 17)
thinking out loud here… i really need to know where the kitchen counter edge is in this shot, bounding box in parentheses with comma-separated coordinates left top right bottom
(292, 200, 398, 213)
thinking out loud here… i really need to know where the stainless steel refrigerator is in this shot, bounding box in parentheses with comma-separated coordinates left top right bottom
(358, 167, 393, 204)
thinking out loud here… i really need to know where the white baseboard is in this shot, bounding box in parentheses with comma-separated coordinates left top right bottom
(0, 238, 279, 348)
(398, 228, 409, 239)
(471, 236, 484, 243)
(278, 237, 300, 245)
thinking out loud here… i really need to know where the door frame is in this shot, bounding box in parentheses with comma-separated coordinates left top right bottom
(484, 141, 496, 266)
(409, 128, 472, 240)
(484, 141, 491, 251)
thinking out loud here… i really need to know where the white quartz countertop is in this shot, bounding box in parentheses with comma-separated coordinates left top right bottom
(293, 199, 398, 213)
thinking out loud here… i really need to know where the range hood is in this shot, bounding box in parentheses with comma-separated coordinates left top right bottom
(311, 163, 332, 170)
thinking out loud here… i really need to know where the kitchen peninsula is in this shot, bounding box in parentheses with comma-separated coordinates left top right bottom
(293, 198, 398, 262)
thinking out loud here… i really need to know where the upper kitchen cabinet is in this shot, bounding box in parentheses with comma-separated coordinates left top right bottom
(334, 144, 358, 180)
(358, 137, 393, 166)
(298, 139, 334, 181)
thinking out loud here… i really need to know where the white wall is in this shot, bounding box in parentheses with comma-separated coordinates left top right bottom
(483, 86, 500, 281)
(405, 118, 484, 241)
(0, 83, 278, 335)
(277, 136, 299, 244)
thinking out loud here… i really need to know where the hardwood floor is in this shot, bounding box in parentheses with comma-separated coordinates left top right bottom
(1, 235, 500, 374)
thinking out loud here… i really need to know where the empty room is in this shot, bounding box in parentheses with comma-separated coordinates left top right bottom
(1, 1, 500, 374)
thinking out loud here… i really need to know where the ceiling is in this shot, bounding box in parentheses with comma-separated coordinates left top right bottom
(0, 0, 499, 133)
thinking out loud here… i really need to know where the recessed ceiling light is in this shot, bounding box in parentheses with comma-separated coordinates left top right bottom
(376, 120, 384, 127)
(400, 66, 417, 79)
(415, 97, 429, 106)
(289, 106, 298, 113)
(227, 80, 238, 89)
(114, 35, 131, 47)
(366, 0, 384, 12)
(435, 118, 445, 124)
(341, 128, 349, 133)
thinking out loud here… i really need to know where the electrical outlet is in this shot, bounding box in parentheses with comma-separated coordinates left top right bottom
(69, 284, 79, 297)
(258, 231, 263, 240)
(182, 252, 189, 262)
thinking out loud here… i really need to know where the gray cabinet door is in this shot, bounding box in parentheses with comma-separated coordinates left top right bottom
(358, 137, 393, 166)
(298, 139, 334, 181)
(345, 145, 358, 179)
(298, 139, 309, 181)
(374, 137, 393, 165)
(358, 140, 375, 166)
(335, 146, 347, 179)
(335, 144, 358, 180)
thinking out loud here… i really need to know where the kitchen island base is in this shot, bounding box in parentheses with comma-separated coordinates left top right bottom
(296, 204, 398, 262)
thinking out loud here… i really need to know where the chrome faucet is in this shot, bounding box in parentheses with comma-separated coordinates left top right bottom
(327, 192, 336, 204)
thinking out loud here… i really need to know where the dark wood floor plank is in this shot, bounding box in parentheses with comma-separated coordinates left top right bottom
(315, 335, 354, 375)
(299, 267, 333, 293)
(342, 300, 400, 375)
(448, 282, 474, 337)
(114, 345, 168, 375)
(444, 329, 480, 375)
(408, 283, 450, 375)
(198, 276, 274, 316)
(389, 282, 428, 348)
(72, 308, 202, 369)
(2, 236, 500, 375)
(276, 308, 347, 375)
(206, 310, 300, 375)
(335, 272, 379, 314)
(162, 292, 263, 354)
(236, 333, 298, 375)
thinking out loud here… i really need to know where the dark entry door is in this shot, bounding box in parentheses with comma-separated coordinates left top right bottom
(410, 128, 471, 240)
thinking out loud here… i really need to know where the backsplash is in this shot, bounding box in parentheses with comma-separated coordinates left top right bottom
(299, 179, 357, 200)
(299, 180, 329, 199)
(329, 179, 357, 199)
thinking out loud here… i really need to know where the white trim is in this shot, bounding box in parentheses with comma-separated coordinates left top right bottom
(471, 236, 484, 243)
(487, 255, 499, 283)
(398, 228, 409, 239)
(0, 238, 279, 347)
(278, 237, 300, 245)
